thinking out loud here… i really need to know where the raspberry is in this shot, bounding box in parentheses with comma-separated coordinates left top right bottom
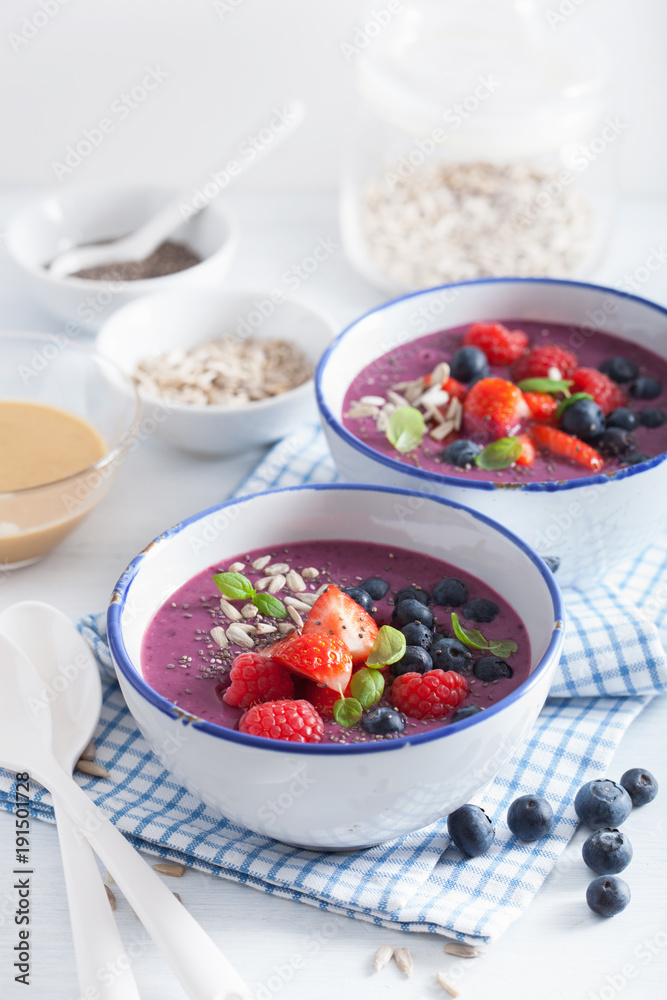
(238, 699, 324, 743)
(222, 652, 294, 710)
(522, 391, 558, 423)
(463, 322, 529, 366)
(391, 669, 468, 719)
(571, 367, 627, 415)
(513, 345, 579, 382)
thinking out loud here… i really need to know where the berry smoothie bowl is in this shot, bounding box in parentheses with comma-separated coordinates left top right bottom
(316, 278, 667, 587)
(108, 484, 563, 850)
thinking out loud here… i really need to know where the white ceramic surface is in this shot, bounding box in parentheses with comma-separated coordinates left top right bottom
(5, 183, 238, 330)
(107, 484, 563, 851)
(316, 278, 667, 588)
(96, 287, 337, 456)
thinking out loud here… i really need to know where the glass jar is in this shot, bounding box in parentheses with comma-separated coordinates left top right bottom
(340, 0, 618, 293)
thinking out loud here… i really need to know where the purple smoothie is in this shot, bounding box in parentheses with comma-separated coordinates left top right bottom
(343, 320, 667, 483)
(141, 539, 531, 745)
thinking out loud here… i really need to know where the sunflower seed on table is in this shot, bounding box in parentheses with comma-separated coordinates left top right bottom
(436, 971, 461, 996)
(286, 569, 306, 592)
(219, 599, 242, 621)
(76, 760, 110, 779)
(373, 944, 393, 973)
(225, 625, 254, 648)
(284, 596, 312, 613)
(287, 606, 304, 628)
(241, 603, 258, 618)
(105, 885, 116, 910)
(302, 567, 319, 579)
(393, 947, 413, 978)
(255, 623, 278, 634)
(252, 555, 271, 571)
(267, 574, 286, 595)
(266, 562, 290, 576)
(444, 942, 484, 958)
(228, 561, 245, 573)
(79, 740, 96, 762)
(210, 626, 228, 648)
(152, 862, 186, 877)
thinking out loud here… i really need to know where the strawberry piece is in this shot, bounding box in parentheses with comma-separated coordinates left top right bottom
(522, 391, 558, 423)
(302, 585, 378, 664)
(570, 367, 627, 415)
(463, 322, 529, 365)
(532, 425, 604, 472)
(515, 433, 536, 467)
(513, 345, 579, 382)
(301, 678, 352, 717)
(442, 376, 467, 402)
(391, 669, 468, 720)
(463, 377, 528, 441)
(267, 632, 353, 693)
(222, 652, 294, 710)
(239, 699, 324, 743)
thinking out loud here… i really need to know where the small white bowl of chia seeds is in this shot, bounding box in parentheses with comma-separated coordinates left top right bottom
(5, 182, 238, 331)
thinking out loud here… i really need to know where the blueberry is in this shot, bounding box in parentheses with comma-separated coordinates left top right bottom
(599, 357, 639, 384)
(542, 556, 560, 573)
(450, 346, 490, 383)
(586, 875, 631, 917)
(606, 407, 639, 431)
(443, 439, 482, 469)
(432, 577, 468, 607)
(462, 598, 499, 623)
(560, 398, 605, 441)
(360, 576, 389, 600)
(430, 636, 472, 672)
(447, 804, 495, 857)
(623, 452, 649, 465)
(394, 585, 430, 607)
(507, 795, 554, 841)
(390, 645, 433, 677)
(401, 621, 432, 649)
(453, 705, 482, 721)
(342, 587, 373, 613)
(361, 706, 405, 736)
(596, 428, 636, 457)
(620, 767, 659, 806)
(639, 408, 666, 428)
(582, 828, 633, 875)
(392, 598, 434, 630)
(473, 655, 512, 681)
(574, 779, 633, 830)
(630, 376, 662, 400)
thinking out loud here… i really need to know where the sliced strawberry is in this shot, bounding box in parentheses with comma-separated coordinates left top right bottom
(532, 425, 604, 472)
(463, 322, 529, 365)
(513, 345, 579, 382)
(515, 433, 536, 466)
(301, 678, 352, 717)
(463, 377, 528, 441)
(267, 632, 352, 693)
(570, 367, 627, 415)
(302, 585, 379, 664)
(522, 391, 558, 423)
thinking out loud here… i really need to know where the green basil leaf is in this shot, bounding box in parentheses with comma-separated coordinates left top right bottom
(212, 572, 255, 601)
(474, 437, 523, 471)
(451, 612, 488, 650)
(366, 625, 406, 667)
(488, 639, 518, 658)
(516, 378, 573, 395)
(350, 668, 385, 709)
(253, 592, 288, 619)
(333, 697, 363, 728)
(555, 392, 594, 421)
(386, 406, 426, 454)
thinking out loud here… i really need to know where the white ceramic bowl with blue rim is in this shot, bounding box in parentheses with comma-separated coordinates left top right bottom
(316, 278, 667, 589)
(107, 483, 563, 851)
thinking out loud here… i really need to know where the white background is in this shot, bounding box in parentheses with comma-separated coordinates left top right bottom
(0, 0, 666, 196)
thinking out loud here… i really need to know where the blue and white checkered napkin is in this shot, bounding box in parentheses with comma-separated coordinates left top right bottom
(1, 425, 666, 944)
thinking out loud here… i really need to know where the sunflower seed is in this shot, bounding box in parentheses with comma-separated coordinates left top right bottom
(234, 622, 257, 634)
(267, 574, 286, 594)
(256, 623, 278, 634)
(314, 583, 330, 596)
(387, 389, 410, 408)
(228, 561, 245, 573)
(79, 740, 96, 762)
(277, 622, 295, 634)
(431, 361, 450, 386)
(173, 892, 182, 903)
(430, 419, 456, 441)
(76, 760, 110, 779)
(152, 862, 186, 877)
(241, 603, 258, 618)
(266, 562, 289, 576)
(287, 606, 304, 628)
(286, 569, 306, 592)
(302, 567, 319, 579)
(252, 555, 271, 571)
(105, 885, 116, 910)
(436, 971, 461, 996)
(393, 947, 413, 978)
(346, 402, 380, 419)
(297, 592, 319, 606)
(226, 625, 254, 648)
(106, 872, 114, 884)
(284, 596, 311, 612)
(360, 395, 387, 407)
(210, 626, 228, 648)
(220, 599, 242, 621)
(255, 576, 272, 591)
(373, 945, 393, 973)
(444, 942, 483, 958)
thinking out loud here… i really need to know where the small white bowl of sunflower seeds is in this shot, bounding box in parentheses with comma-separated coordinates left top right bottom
(96, 288, 337, 455)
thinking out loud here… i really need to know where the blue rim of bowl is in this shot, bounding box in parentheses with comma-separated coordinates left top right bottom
(107, 482, 565, 755)
(315, 276, 667, 494)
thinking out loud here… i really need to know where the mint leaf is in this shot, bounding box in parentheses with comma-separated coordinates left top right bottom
(212, 572, 255, 601)
(386, 406, 426, 454)
(474, 437, 522, 471)
(333, 697, 363, 728)
(451, 612, 488, 650)
(555, 392, 593, 421)
(350, 668, 384, 709)
(516, 378, 573, 395)
(253, 592, 287, 619)
(366, 625, 406, 667)
(488, 639, 518, 658)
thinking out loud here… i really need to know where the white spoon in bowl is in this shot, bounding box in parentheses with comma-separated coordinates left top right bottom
(0, 629, 251, 1000)
(0, 601, 141, 1000)
(49, 99, 305, 278)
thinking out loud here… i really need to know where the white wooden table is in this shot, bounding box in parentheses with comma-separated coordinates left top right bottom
(0, 192, 666, 999)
